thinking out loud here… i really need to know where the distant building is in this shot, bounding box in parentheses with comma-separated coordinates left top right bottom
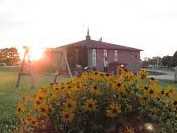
(50, 30, 142, 73)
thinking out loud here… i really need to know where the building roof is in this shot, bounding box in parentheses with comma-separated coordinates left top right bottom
(56, 30, 142, 51)
(56, 39, 142, 51)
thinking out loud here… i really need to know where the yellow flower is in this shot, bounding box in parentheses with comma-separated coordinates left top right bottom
(106, 103, 121, 118)
(89, 85, 101, 96)
(24, 115, 39, 127)
(111, 81, 125, 94)
(34, 88, 48, 103)
(61, 111, 74, 122)
(116, 82, 123, 89)
(16, 103, 25, 115)
(148, 80, 161, 98)
(138, 69, 148, 80)
(35, 99, 42, 106)
(83, 99, 97, 112)
(35, 104, 51, 116)
(63, 99, 77, 111)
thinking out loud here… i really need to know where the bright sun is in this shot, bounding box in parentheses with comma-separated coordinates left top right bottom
(19, 46, 44, 61)
(30, 47, 44, 61)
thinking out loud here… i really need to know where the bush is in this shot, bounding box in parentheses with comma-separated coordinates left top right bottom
(16, 68, 177, 133)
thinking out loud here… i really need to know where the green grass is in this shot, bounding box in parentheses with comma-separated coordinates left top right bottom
(0, 66, 55, 133)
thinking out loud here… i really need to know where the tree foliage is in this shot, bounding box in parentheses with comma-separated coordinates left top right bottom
(142, 57, 162, 67)
(143, 50, 177, 67)
(0, 48, 20, 65)
(173, 51, 177, 67)
(161, 56, 173, 67)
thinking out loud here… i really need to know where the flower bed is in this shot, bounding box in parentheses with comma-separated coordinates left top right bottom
(15, 68, 177, 133)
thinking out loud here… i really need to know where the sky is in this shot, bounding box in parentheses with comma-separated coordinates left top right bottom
(0, 0, 177, 59)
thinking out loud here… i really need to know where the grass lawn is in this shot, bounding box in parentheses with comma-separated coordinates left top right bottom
(0, 66, 55, 133)
(0, 66, 177, 132)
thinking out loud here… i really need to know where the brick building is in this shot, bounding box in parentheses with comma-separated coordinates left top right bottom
(51, 30, 142, 73)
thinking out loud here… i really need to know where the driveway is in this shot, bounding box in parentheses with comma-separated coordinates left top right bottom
(147, 69, 175, 81)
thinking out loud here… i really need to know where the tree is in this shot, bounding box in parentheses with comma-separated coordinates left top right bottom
(0, 48, 20, 65)
(173, 51, 177, 67)
(151, 56, 162, 66)
(161, 56, 173, 67)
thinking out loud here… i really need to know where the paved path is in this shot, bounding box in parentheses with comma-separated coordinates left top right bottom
(147, 69, 175, 81)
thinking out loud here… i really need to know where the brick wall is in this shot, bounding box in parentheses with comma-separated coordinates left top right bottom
(88, 48, 141, 72)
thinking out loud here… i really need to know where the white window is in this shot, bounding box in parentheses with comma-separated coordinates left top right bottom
(104, 49, 108, 67)
(92, 49, 96, 67)
(104, 49, 107, 57)
(114, 50, 118, 62)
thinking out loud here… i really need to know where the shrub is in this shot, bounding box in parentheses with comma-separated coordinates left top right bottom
(16, 68, 177, 133)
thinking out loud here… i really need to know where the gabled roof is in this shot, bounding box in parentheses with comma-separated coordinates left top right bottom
(56, 39, 142, 51)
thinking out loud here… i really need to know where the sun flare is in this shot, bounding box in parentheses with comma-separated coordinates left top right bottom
(30, 47, 44, 61)
(19, 46, 45, 61)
